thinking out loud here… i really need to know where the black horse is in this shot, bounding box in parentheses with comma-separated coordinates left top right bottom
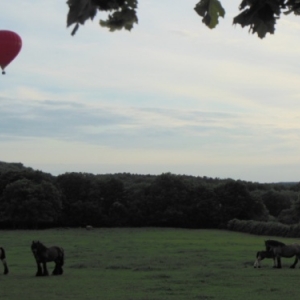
(0, 247, 8, 275)
(31, 241, 64, 276)
(265, 239, 300, 268)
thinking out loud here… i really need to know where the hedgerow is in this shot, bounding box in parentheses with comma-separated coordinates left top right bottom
(227, 219, 300, 238)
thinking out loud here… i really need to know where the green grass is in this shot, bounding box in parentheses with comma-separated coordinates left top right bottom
(0, 228, 299, 300)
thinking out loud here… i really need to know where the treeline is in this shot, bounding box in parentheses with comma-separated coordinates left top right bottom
(227, 219, 300, 238)
(0, 161, 300, 230)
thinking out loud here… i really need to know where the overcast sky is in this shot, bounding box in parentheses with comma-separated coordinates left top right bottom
(1, 0, 300, 183)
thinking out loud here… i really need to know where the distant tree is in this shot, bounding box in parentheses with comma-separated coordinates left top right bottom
(66, 0, 300, 38)
(277, 208, 299, 224)
(188, 184, 221, 228)
(248, 192, 269, 221)
(0, 179, 62, 228)
(56, 173, 91, 221)
(0, 169, 54, 197)
(278, 197, 300, 224)
(142, 173, 190, 226)
(56, 173, 127, 226)
(108, 201, 129, 226)
(95, 177, 127, 226)
(56, 172, 92, 205)
(56, 172, 97, 226)
(261, 189, 291, 217)
(0, 161, 31, 173)
(101, 177, 126, 214)
(215, 180, 265, 225)
(290, 182, 300, 192)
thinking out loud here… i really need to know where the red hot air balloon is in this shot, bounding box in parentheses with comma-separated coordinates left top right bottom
(0, 30, 22, 75)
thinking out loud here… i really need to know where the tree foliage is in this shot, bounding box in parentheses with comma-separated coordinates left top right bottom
(261, 189, 291, 217)
(66, 0, 300, 38)
(0, 179, 62, 228)
(0, 162, 299, 230)
(67, 0, 138, 35)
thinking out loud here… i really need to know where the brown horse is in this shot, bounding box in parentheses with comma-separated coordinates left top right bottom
(265, 240, 300, 268)
(31, 241, 64, 276)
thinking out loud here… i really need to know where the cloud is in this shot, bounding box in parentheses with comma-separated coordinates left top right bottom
(1, 96, 300, 159)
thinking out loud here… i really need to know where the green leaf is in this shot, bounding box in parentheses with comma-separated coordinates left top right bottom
(194, 0, 225, 29)
(208, 0, 225, 28)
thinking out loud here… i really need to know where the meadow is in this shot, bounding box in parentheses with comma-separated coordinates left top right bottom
(0, 228, 299, 300)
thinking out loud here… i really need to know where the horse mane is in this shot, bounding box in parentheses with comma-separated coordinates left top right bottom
(265, 240, 286, 250)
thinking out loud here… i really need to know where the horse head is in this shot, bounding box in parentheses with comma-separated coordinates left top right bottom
(31, 240, 46, 256)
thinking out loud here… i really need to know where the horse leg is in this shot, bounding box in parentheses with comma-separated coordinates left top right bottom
(36, 262, 43, 276)
(55, 261, 63, 275)
(290, 256, 298, 268)
(253, 259, 259, 268)
(42, 262, 49, 276)
(276, 256, 282, 268)
(272, 257, 276, 268)
(58, 262, 64, 275)
(0, 248, 8, 275)
(1, 258, 8, 275)
(52, 263, 59, 275)
(3, 263, 8, 275)
(57, 251, 64, 275)
(273, 257, 278, 268)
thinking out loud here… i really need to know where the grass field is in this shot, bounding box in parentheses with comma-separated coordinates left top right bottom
(0, 228, 299, 300)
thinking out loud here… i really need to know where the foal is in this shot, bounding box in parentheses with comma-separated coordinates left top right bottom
(254, 250, 275, 268)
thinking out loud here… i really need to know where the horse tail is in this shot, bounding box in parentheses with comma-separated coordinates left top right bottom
(0, 247, 9, 275)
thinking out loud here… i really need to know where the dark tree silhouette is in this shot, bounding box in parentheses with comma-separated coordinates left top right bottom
(66, 0, 300, 38)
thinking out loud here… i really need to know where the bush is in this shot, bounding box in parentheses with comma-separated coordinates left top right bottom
(227, 219, 300, 238)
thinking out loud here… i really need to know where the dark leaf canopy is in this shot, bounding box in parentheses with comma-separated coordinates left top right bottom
(66, 0, 300, 38)
(67, 0, 138, 35)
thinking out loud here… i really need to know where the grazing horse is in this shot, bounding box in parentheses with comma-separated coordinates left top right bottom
(0, 247, 8, 274)
(31, 241, 64, 276)
(265, 239, 300, 268)
(254, 250, 275, 268)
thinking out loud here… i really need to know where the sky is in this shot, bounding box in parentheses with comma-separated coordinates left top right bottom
(1, 0, 300, 183)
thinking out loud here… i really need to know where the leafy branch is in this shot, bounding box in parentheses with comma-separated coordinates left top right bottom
(66, 0, 300, 38)
(67, 0, 138, 35)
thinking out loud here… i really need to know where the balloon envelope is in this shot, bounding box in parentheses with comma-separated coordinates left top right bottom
(0, 30, 22, 74)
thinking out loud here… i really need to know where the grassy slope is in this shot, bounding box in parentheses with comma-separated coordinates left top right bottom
(0, 228, 298, 300)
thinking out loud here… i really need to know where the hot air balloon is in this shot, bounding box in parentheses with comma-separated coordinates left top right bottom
(0, 30, 22, 75)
